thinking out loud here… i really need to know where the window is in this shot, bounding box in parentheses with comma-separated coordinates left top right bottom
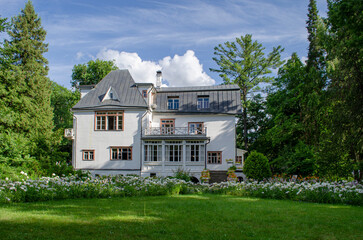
(160, 119, 175, 134)
(188, 122, 204, 135)
(236, 156, 242, 165)
(186, 141, 205, 162)
(95, 112, 123, 131)
(208, 151, 222, 164)
(165, 141, 183, 162)
(144, 141, 162, 162)
(82, 150, 95, 161)
(168, 97, 179, 110)
(142, 90, 147, 98)
(197, 96, 209, 109)
(110, 147, 132, 160)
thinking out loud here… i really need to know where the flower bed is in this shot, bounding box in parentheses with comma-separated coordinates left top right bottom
(0, 174, 362, 205)
(208, 179, 363, 205)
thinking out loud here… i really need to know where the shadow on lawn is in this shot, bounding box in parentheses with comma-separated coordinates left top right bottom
(0, 195, 247, 240)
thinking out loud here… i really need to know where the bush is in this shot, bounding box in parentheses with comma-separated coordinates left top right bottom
(243, 151, 271, 181)
(173, 167, 191, 182)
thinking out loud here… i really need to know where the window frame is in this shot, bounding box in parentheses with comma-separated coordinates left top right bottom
(186, 141, 205, 162)
(197, 96, 209, 109)
(207, 151, 222, 164)
(144, 141, 162, 162)
(110, 146, 132, 161)
(160, 119, 175, 135)
(94, 111, 124, 131)
(188, 122, 204, 135)
(142, 90, 148, 98)
(165, 141, 183, 162)
(236, 156, 242, 165)
(82, 150, 95, 161)
(167, 97, 179, 110)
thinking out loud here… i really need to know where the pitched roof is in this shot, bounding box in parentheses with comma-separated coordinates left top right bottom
(72, 70, 147, 110)
(154, 84, 242, 114)
(157, 84, 240, 92)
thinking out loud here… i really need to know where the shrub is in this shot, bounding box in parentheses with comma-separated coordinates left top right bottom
(173, 167, 191, 182)
(243, 151, 271, 181)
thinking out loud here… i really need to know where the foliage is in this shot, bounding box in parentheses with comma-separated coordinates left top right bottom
(173, 167, 191, 182)
(1, 174, 362, 206)
(243, 151, 271, 180)
(210, 34, 283, 149)
(321, 0, 363, 180)
(71, 59, 118, 87)
(51, 82, 80, 130)
(200, 169, 210, 183)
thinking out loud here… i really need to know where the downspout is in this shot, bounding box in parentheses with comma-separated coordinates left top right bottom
(140, 109, 148, 176)
(204, 127, 210, 170)
(72, 115, 77, 170)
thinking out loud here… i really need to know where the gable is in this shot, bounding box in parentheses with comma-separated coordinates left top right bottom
(72, 70, 147, 110)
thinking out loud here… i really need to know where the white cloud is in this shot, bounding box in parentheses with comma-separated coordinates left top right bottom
(97, 49, 215, 87)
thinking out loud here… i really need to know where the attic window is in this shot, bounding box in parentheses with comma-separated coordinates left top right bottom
(168, 97, 179, 110)
(142, 90, 147, 98)
(197, 96, 209, 109)
(110, 91, 114, 99)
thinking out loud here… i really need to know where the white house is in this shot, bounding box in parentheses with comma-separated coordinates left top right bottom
(67, 70, 242, 181)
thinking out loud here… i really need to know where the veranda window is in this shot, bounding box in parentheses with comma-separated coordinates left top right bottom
(144, 141, 162, 162)
(95, 112, 123, 131)
(186, 141, 205, 162)
(165, 141, 183, 162)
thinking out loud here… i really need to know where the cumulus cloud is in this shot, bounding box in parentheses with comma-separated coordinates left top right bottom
(96, 49, 215, 87)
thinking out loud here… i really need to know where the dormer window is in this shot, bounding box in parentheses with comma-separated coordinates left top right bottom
(142, 90, 147, 98)
(102, 87, 119, 102)
(168, 97, 179, 110)
(197, 96, 209, 109)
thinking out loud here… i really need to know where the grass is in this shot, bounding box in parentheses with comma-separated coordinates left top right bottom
(0, 194, 362, 240)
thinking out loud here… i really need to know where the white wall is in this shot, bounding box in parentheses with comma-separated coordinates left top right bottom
(73, 110, 145, 172)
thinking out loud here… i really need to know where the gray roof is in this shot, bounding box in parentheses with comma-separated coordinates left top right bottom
(155, 84, 242, 114)
(72, 70, 147, 110)
(157, 84, 240, 92)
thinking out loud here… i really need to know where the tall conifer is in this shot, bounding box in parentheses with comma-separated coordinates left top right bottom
(6, 1, 53, 141)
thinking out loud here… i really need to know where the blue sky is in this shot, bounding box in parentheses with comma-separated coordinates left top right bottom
(1, 0, 328, 88)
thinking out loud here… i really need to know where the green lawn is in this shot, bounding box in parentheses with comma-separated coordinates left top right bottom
(0, 195, 362, 240)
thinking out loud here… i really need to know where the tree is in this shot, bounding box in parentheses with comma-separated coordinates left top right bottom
(71, 59, 118, 87)
(243, 151, 271, 181)
(210, 34, 283, 149)
(320, 0, 363, 180)
(0, 1, 56, 176)
(51, 82, 80, 130)
(5, 1, 54, 140)
(306, 0, 325, 71)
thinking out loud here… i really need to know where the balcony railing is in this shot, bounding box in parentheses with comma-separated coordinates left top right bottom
(144, 127, 207, 136)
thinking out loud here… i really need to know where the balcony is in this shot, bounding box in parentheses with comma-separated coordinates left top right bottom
(142, 127, 208, 140)
(64, 128, 74, 140)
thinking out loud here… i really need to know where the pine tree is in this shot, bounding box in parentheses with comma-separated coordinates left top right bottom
(210, 34, 283, 150)
(6, 1, 54, 141)
(306, 0, 325, 71)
